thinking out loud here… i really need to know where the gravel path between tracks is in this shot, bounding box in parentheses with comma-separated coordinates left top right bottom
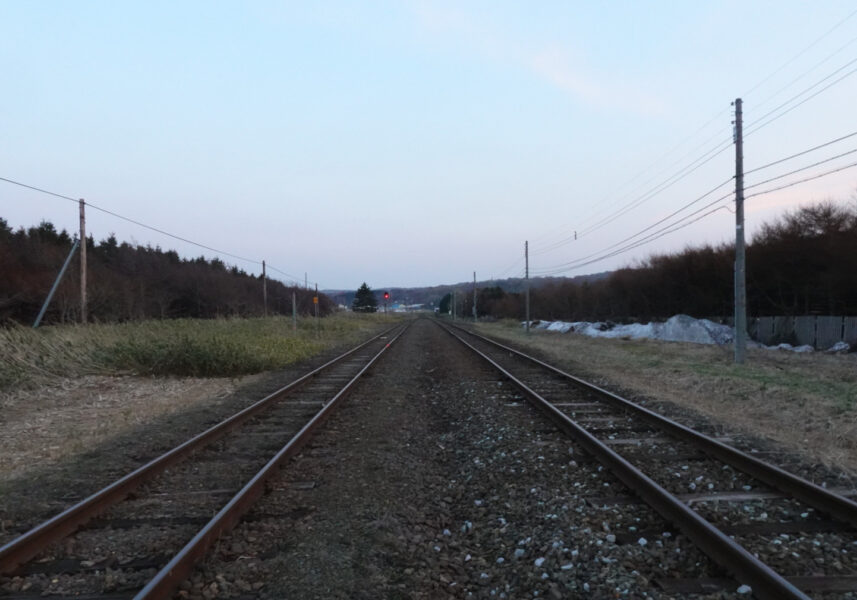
(472, 322, 857, 482)
(185, 318, 746, 600)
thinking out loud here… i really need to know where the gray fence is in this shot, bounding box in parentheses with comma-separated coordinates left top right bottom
(749, 315, 857, 348)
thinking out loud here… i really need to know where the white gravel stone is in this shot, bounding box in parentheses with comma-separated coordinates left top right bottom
(534, 557, 546, 567)
(736, 584, 752, 594)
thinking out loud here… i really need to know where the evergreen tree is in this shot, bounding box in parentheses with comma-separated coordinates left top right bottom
(352, 282, 378, 313)
(438, 292, 451, 314)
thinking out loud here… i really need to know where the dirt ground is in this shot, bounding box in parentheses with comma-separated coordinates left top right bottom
(0, 375, 244, 483)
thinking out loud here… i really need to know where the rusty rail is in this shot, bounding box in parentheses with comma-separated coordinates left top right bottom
(0, 325, 399, 575)
(450, 323, 857, 528)
(134, 321, 410, 598)
(438, 321, 812, 600)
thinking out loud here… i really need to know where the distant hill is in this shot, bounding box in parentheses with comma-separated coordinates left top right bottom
(324, 272, 610, 309)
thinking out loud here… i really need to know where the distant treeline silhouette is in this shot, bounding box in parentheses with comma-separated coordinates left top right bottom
(0, 218, 333, 324)
(461, 200, 857, 321)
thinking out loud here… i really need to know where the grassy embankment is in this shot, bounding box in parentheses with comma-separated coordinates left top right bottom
(0, 313, 398, 390)
(476, 319, 857, 475)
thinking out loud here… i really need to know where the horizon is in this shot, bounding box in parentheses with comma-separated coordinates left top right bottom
(3, 2, 857, 290)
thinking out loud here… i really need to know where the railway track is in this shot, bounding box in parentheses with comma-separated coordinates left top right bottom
(0, 322, 409, 599)
(439, 320, 857, 600)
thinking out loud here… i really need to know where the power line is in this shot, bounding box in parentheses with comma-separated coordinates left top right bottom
(534, 137, 733, 257)
(745, 159, 857, 200)
(531, 115, 731, 246)
(742, 7, 857, 98)
(0, 176, 79, 204)
(534, 190, 734, 275)
(530, 11, 857, 253)
(538, 177, 733, 268)
(538, 60, 857, 260)
(536, 154, 857, 277)
(745, 56, 857, 136)
(745, 130, 857, 175)
(0, 174, 320, 288)
(745, 147, 857, 191)
(535, 202, 732, 276)
(266, 265, 307, 287)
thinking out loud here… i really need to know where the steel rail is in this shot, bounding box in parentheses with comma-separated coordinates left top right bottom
(438, 321, 811, 600)
(0, 325, 398, 575)
(134, 321, 411, 599)
(450, 323, 857, 528)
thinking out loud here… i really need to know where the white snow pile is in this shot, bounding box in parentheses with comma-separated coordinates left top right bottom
(524, 314, 850, 353)
(528, 314, 733, 346)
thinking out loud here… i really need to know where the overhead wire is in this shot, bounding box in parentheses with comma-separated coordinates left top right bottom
(530, 112, 731, 246)
(537, 177, 734, 269)
(741, 7, 857, 98)
(533, 135, 733, 257)
(528, 9, 857, 259)
(745, 147, 857, 191)
(745, 130, 857, 175)
(533, 189, 734, 275)
(745, 159, 857, 200)
(0, 175, 317, 288)
(744, 56, 857, 137)
(534, 142, 857, 276)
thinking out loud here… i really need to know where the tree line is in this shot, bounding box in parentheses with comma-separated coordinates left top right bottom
(0, 218, 334, 324)
(445, 200, 857, 322)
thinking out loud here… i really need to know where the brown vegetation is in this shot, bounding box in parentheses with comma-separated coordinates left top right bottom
(0, 219, 333, 324)
(465, 201, 857, 322)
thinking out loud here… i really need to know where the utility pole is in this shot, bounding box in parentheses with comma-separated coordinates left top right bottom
(452, 290, 456, 321)
(79, 199, 87, 324)
(292, 291, 297, 332)
(525, 241, 530, 334)
(314, 283, 319, 337)
(305, 272, 308, 290)
(733, 98, 747, 364)
(472, 271, 477, 322)
(262, 260, 268, 317)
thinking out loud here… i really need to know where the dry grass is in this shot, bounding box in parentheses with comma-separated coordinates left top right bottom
(0, 312, 393, 388)
(0, 375, 245, 483)
(476, 320, 857, 476)
(0, 313, 396, 483)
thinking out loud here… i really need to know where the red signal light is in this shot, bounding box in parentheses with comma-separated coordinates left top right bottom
(383, 291, 390, 300)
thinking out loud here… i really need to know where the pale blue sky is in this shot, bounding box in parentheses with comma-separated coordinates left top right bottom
(3, 1, 856, 290)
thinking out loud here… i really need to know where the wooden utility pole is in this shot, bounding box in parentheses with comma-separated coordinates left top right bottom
(525, 241, 530, 334)
(79, 199, 87, 324)
(292, 291, 297, 331)
(733, 98, 747, 364)
(473, 271, 477, 322)
(314, 283, 319, 337)
(262, 260, 268, 317)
